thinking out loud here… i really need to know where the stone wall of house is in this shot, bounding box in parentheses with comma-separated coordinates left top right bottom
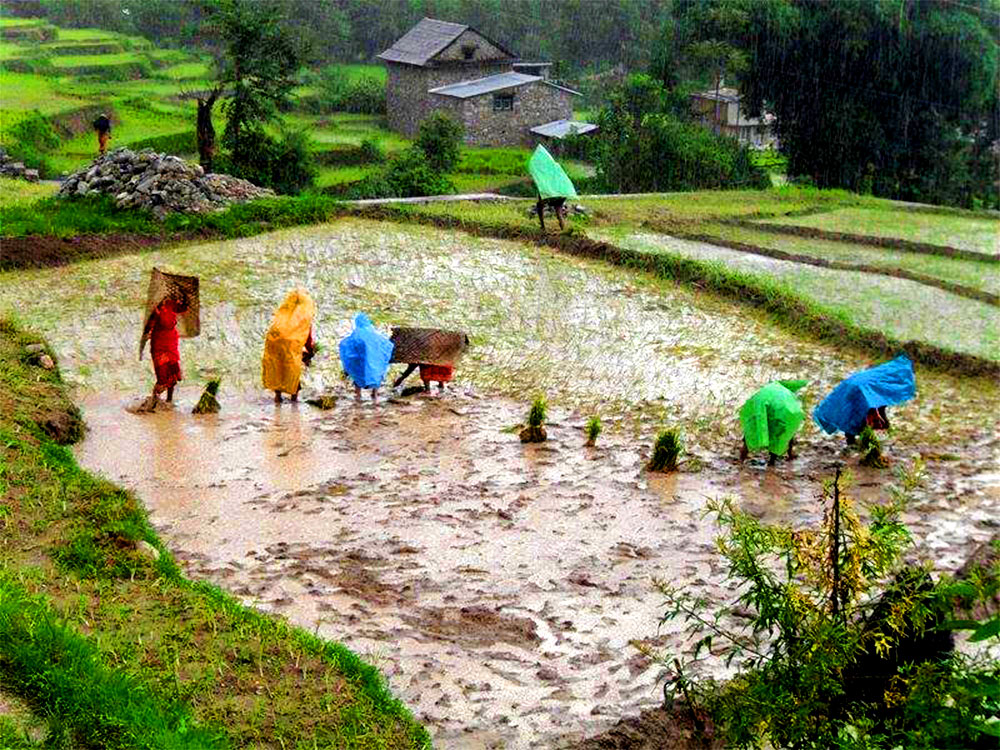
(434, 29, 510, 63)
(386, 59, 513, 136)
(449, 82, 574, 146)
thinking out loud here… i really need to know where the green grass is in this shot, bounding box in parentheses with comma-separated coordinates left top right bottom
(761, 206, 999, 255)
(0, 18, 45, 27)
(597, 228, 999, 361)
(50, 51, 146, 67)
(162, 60, 211, 80)
(703, 222, 1000, 296)
(0, 177, 58, 211)
(0, 70, 88, 113)
(0, 319, 430, 747)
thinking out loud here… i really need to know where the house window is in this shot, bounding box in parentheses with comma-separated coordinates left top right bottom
(461, 44, 476, 60)
(493, 93, 514, 111)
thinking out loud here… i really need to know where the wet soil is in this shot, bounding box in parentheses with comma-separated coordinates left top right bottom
(0, 232, 197, 271)
(75, 388, 1000, 748)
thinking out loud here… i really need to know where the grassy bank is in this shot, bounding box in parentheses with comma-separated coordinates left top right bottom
(0, 320, 430, 748)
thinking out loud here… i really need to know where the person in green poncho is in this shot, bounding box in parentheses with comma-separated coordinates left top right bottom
(527, 144, 577, 233)
(739, 380, 808, 466)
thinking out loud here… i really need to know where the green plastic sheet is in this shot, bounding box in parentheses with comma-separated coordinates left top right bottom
(527, 144, 577, 200)
(740, 381, 807, 455)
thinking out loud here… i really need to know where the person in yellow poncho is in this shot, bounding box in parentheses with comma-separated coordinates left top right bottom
(262, 288, 317, 404)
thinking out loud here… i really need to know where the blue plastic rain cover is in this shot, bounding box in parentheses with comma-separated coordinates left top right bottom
(338, 313, 394, 388)
(813, 355, 916, 435)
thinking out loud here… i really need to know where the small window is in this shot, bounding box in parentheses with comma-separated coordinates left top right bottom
(461, 44, 476, 60)
(493, 93, 514, 111)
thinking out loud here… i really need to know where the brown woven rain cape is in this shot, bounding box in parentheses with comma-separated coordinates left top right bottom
(389, 327, 469, 366)
(139, 267, 200, 358)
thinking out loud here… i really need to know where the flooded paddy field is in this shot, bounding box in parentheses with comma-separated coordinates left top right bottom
(2, 218, 998, 747)
(596, 230, 1000, 361)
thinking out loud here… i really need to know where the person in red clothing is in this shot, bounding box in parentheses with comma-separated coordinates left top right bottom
(393, 362, 453, 392)
(142, 293, 189, 403)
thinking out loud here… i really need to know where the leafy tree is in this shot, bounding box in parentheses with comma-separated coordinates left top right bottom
(196, 0, 307, 177)
(414, 112, 464, 173)
(735, 0, 999, 207)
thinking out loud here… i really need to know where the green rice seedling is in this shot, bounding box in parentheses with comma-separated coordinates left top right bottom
(648, 427, 683, 472)
(857, 425, 888, 468)
(585, 415, 602, 446)
(520, 395, 547, 443)
(192, 377, 221, 414)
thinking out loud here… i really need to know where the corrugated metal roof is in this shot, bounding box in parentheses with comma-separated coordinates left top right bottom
(530, 119, 598, 138)
(429, 72, 541, 98)
(377, 17, 517, 67)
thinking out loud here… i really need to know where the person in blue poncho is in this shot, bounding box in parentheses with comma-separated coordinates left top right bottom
(339, 313, 394, 403)
(813, 355, 916, 446)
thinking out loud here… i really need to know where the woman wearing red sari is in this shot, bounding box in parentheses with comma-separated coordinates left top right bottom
(143, 293, 188, 403)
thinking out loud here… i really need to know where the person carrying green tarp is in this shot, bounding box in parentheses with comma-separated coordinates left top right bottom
(527, 144, 577, 232)
(739, 380, 808, 466)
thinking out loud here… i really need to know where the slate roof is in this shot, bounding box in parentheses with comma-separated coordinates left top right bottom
(529, 119, 599, 138)
(429, 72, 541, 99)
(377, 17, 516, 67)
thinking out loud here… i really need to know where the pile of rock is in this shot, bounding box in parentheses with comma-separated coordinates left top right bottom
(58, 148, 274, 218)
(0, 147, 40, 182)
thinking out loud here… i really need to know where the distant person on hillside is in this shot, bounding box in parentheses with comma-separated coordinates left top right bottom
(93, 113, 112, 155)
(262, 288, 317, 404)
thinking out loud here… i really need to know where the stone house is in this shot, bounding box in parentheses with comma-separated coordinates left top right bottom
(690, 86, 776, 148)
(379, 18, 591, 147)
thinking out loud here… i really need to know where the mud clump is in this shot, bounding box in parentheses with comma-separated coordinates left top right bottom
(403, 606, 542, 649)
(39, 407, 85, 445)
(567, 704, 719, 749)
(520, 424, 548, 443)
(306, 394, 337, 410)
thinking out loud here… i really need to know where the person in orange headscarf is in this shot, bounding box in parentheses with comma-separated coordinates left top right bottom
(262, 288, 317, 403)
(143, 292, 189, 403)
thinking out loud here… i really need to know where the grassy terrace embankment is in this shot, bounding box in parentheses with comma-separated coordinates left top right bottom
(0, 320, 430, 747)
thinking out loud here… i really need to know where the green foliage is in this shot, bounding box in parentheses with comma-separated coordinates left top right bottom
(585, 415, 602, 446)
(647, 428, 682, 472)
(527, 395, 548, 428)
(127, 130, 197, 155)
(653, 463, 1000, 748)
(733, 0, 999, 209)
(347, 147, 454, 199)
(217, 127, 317, 195)
(359, 136, 385, 163)
(2, 109, 61, 177)
(857, 425, 887, 468)
(301, 66, 386, 115)
(415, 111, 464, 173)
(593, 74, 769, 194)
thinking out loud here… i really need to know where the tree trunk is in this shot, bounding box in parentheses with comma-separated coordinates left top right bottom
(196, 89, 220, 172)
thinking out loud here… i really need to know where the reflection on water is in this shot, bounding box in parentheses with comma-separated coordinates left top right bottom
(76, 389, 1000, 749)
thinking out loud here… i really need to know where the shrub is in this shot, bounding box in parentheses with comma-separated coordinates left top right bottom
(219, 127, 317, 195)
(647, 428, 683, 472)
(347, 147, 454, 199)
(303, 67, 386, 115)
(342, 76, 385, 115)
(415, 112, 464, 173)
(585, 416, 602, 446)
(127, 130, 197, 155)
(650, 463, 1000, 748)
(2, 110, 61, 178)
(359, 137, 385, 164)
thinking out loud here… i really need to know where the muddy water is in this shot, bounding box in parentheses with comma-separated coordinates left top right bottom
(4, 219, 998, 745)
(76, 387, 999, 748)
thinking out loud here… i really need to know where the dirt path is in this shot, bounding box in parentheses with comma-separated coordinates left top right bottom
(74, 388, 1000, 748)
